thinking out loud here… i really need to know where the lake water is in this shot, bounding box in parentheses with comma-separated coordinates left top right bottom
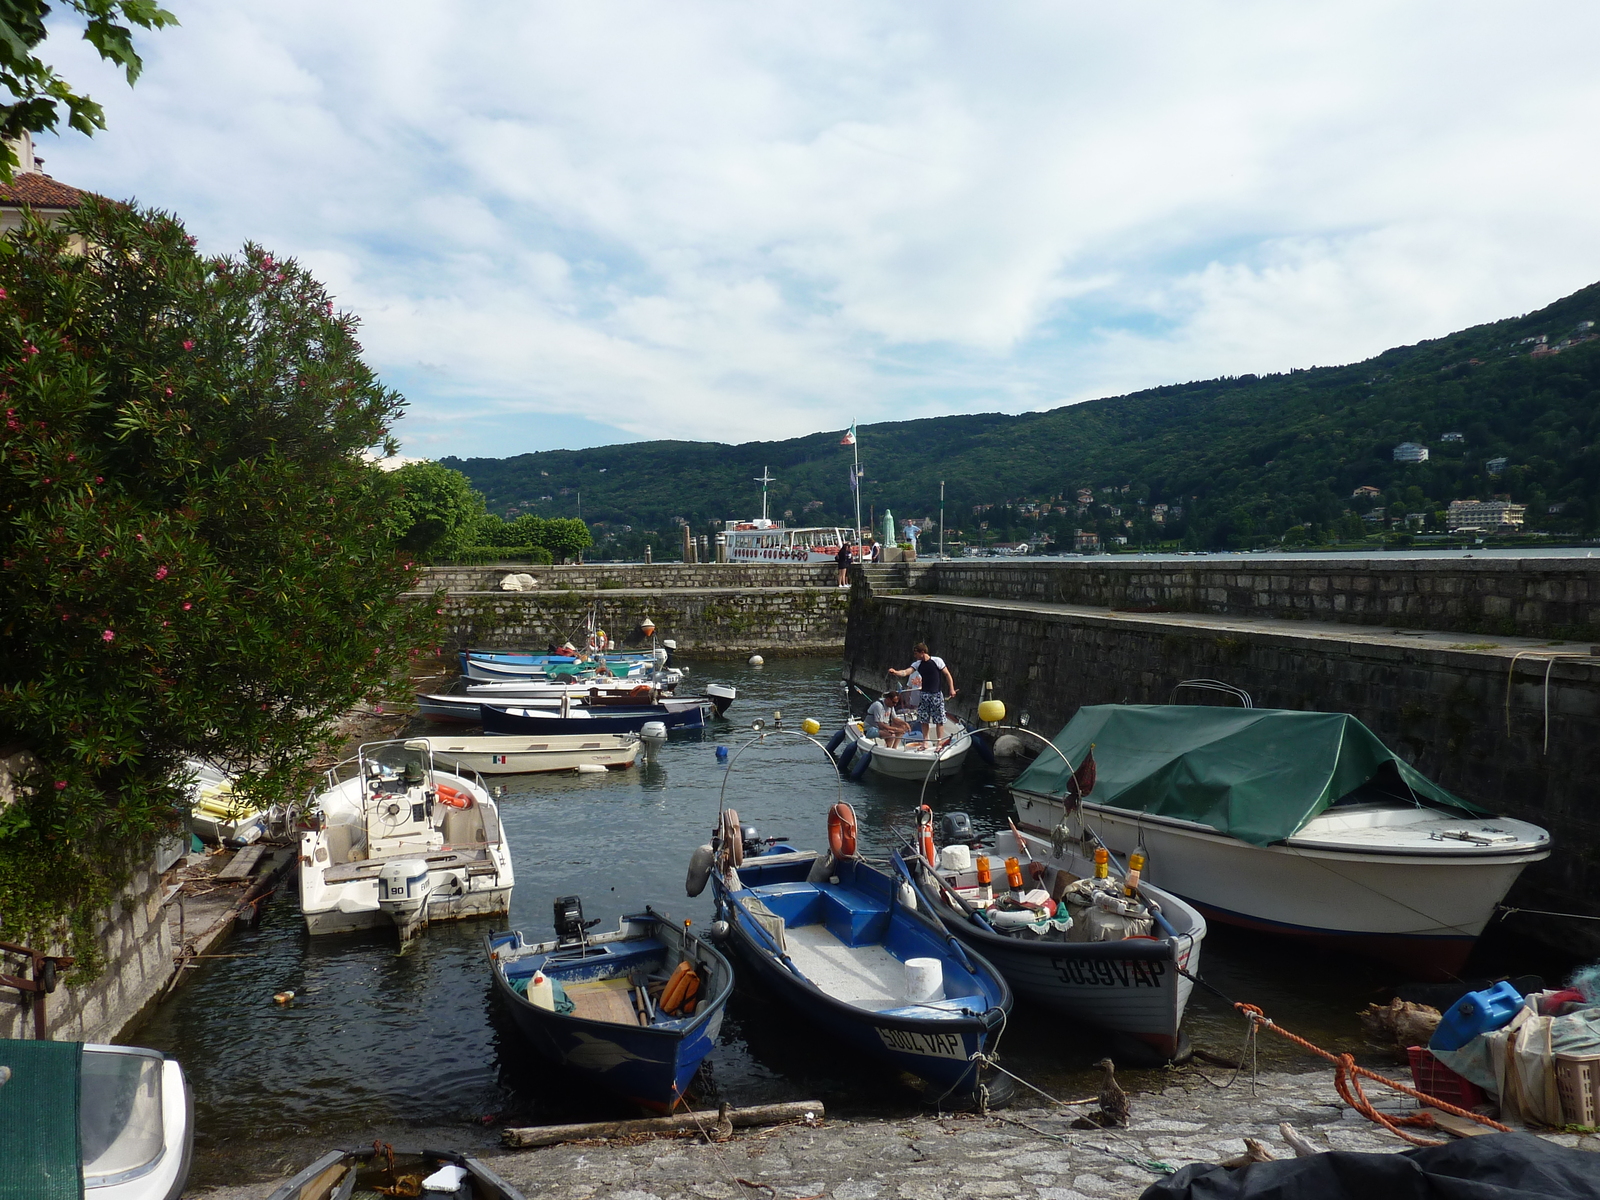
(137, 657, 1574, 1186)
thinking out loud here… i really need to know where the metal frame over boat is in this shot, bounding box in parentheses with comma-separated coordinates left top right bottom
(488, 908, 734, 1111)
(1010, 704, 1550, 978)
(298, 739, 514, 941)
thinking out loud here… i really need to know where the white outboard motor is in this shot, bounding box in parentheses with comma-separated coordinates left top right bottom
(640, 721, 668, 762)
(377, 859, 432, 939)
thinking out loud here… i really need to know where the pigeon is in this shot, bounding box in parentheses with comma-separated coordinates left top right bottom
(706, 1101, 734, 1143)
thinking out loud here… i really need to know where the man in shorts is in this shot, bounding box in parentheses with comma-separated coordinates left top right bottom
(906, 643, 956, 740)
(865, 689, 911, 748)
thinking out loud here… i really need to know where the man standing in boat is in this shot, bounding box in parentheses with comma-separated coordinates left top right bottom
(893, 643, 956, 741)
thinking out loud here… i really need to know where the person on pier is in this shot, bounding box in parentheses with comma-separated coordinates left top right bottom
(865, 689, 911, 748)
(835, 541, 852, 587)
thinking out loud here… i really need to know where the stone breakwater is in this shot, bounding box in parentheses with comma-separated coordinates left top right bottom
(895, 558, 1600, 641)
(418, 564, 850, 657)
(191, 1071, 1597, 1200)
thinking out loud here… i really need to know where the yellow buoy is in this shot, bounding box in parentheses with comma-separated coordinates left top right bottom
(978, 699, 1006, 724)
(801, 717, 821, 735)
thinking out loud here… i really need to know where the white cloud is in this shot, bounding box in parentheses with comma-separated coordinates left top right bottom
(37, 1, 1600, 455)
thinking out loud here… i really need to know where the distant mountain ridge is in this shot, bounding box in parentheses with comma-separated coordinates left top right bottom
(442, 281, 1600, 553)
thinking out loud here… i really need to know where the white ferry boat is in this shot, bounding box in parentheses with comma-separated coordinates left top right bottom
(722, 466, 862, 563)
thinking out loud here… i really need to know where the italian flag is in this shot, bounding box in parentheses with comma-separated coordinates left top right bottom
(840, 423, 857, 446)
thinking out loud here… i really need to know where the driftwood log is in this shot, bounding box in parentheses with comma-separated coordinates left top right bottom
(502, 1100, 825, 1148)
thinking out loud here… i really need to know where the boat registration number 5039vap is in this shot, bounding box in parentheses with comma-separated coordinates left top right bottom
(878, 1027, 967, 1059)
(1051, 957, 1168, 988)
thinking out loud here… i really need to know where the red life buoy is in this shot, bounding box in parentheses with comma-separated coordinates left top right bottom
(828, 802, 858, 858)
(436, 784, 472, 809)
(917, 805, 936, 867)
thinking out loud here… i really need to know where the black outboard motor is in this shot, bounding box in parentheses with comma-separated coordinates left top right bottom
(740, 824, 760, 856)
(939, 811, 976, 846)
(553, 894, 600, 947)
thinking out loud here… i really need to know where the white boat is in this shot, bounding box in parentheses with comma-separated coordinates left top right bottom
(421, 733, 640, 775)
(463, 659, 684, 687)
(0, 1039, 193, 1200)
(1010, 704, 1551, 979)
(721, 466, 861, 563)
(186, 759, 284, 846)
(835, 717, 971, 780)
(298, 739, 514, 941)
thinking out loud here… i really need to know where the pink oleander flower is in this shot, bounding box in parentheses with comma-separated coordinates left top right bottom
(54, 780, 66, 790)
(154, 565, 168, 580)
(182, 339, 195, 351)
(101, 629, 115, 642)
(22, 343, 37, 356)
(182, 602, 192, 611)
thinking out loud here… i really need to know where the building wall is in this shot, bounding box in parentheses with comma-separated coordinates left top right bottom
(418, 563, 837, 594)
(845, 590, 1600, 954)
(899, 558, 1600, 639)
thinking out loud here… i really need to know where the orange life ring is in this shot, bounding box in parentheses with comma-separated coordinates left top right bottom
(827, 802, 858, 859)
(436, 783, 472, 809)
(917, 804, 936, 867)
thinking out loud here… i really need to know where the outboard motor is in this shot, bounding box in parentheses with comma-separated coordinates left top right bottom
(377, 859, 432, 940)
(553, 894, 600, 947)
(741, 824, 760, 857)
(939, 811, 976, 846)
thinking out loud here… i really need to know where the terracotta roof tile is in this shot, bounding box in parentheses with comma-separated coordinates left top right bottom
(0, 172, 88, 209)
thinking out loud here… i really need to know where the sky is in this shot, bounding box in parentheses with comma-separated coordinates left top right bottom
(38, 2, 1600, 458)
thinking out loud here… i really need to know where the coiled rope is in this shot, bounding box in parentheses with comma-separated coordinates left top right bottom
(1232, 1002, 1511, 1146)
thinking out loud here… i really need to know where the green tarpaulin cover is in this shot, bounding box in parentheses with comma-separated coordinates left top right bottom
(1011, 704, 1479, 847)
(0, 1038, 83, 1200)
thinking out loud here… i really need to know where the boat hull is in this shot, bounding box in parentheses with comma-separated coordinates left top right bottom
(711, 853, 1010, 1098)
(1014, 792, 1545, 978)
(844, 721, 971, 781)
(482, 703, 712, 736)
(423, 735, 640, 775)
(303, 885, 512, 937)
(900, 829, 1203, 1060)
(488, 914, 732, 1111)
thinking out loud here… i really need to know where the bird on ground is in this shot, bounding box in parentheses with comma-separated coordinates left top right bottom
(1095, 1057, 1130, 1127)
(706, 1101, 734, 1143)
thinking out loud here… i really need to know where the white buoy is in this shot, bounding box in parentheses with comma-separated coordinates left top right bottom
(939, 844, 972, 872)
(748, 655, 765, 666)
(903, 958, 945, 1004)
(574, 763, 607, 774)
(991, 734, 1025, 757)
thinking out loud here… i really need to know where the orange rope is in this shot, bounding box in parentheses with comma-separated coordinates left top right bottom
(1233, 1002, 1511, 1146)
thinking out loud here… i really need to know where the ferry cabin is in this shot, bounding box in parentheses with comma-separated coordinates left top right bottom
(723, 520, 860, 563)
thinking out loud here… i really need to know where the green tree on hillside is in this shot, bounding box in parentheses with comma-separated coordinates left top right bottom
(390, 460, 486, 559)
(0, 200, 442, 966)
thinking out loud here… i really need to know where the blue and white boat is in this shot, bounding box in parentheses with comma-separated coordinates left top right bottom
(698, 809, 1012, 1101)
(488, 903, 733, 1111)
(482, 701, 714, 736)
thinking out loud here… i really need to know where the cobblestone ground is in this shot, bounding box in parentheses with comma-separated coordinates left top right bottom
(191, 1070, 1600, 1200)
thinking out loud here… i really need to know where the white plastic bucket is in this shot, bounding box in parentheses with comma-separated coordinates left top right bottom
(904, 957, 945, 1004)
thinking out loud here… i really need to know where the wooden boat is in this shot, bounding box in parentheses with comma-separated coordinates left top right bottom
(488, 905, 733, 1111)
(834, 717, 971, 781)
(481, 701, 714, 737)
(266, 1145, 523, 1200)
(1011, 704, 1550, 978)
(0, 1038, 193, 1200)
(899, 818, 1205, 1061)
(422, 733, 640, 775)
(702, 812, 1011, 1101)
(298, 739, 514, 941)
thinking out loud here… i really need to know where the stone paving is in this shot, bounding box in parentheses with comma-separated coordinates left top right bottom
(190, 1069, 1600, 1200)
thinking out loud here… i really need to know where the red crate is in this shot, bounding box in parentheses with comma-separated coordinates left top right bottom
(1408, 1045, 1488, 1110)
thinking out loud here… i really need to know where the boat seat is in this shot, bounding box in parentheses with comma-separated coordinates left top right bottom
(815, 883, 890, 948)
(564, 977, 641, 1026)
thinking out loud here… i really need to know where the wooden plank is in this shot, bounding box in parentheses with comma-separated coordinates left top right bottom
(215, 844, 266, 881)
(503, 1100, 826, 1148)
(565, 978, 638, 1026)
(1423, 1107, 1499, 1138)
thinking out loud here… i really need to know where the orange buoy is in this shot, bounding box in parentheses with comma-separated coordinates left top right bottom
(917, 805, 936, 867)
(828, 802, 858, 858)
(436, 784, 472, 809)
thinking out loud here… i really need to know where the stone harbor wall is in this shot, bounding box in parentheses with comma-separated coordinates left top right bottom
(0, 845, 176, 1043)
(902, 558, 1600, 640)
(845, 589, 1600, 956)
(442, 587, 849, 657)
(419, 563, 837, 594)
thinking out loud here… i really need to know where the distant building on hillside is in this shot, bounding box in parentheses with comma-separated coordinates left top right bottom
(1485, 457, 1510, 477)
(1446, 499, 1526, 532)
(1075, 531, 1100, 551)
(1440, 432, 1465, 443)
(1393, 442, 1430, 463)
(1352, 485, 1383, 499)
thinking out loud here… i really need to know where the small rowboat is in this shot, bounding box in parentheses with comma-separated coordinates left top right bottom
(266, 1145, 524, 1200)
(833, 718, 972, 781)
(481, 701, 714, 737)
(704, 813, 1011, 1101)
(489, 905, 733, 1111)
(421, 733, 641, 775)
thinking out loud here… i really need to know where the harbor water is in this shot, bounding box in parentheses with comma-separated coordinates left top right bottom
(136, 657, 1573, 1186)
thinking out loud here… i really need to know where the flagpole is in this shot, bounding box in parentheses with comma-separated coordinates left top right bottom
(852, 428, 862, 557)
(940, 479, 945, 560)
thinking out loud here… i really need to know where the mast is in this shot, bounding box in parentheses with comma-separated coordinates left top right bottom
(754, 465, 775, 523)
(940, 479, 946, 560)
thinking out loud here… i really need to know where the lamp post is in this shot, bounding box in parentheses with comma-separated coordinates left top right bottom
(939, 479, 945, 560)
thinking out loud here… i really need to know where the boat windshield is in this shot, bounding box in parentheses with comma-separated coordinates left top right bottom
(81, 1048, 165, 1186)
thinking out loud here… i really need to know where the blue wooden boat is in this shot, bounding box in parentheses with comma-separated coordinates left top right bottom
(702, 814, 1012, 1101)
(488, 903, 733, 1111)
(482, 701, 713, 736)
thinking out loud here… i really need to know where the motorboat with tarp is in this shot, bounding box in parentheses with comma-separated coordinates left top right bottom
(0, 1038, 193, 1200)
(299, 739, 514, 941)
(488, 903, 734, 1111)
(1010, 704, 1549, 977)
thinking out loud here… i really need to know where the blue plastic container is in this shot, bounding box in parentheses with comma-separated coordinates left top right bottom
(1429, 981, 1524, 1051)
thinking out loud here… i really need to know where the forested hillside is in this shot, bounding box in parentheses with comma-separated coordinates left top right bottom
(443, 281, 1600, 555)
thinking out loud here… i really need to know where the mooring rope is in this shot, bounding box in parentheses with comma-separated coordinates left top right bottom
(1232, 1002, 1511, 1146)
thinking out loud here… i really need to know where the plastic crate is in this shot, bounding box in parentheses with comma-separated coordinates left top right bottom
(1407, 1045, 1488, 1110)
(1555, 1053, 1600, 1127)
